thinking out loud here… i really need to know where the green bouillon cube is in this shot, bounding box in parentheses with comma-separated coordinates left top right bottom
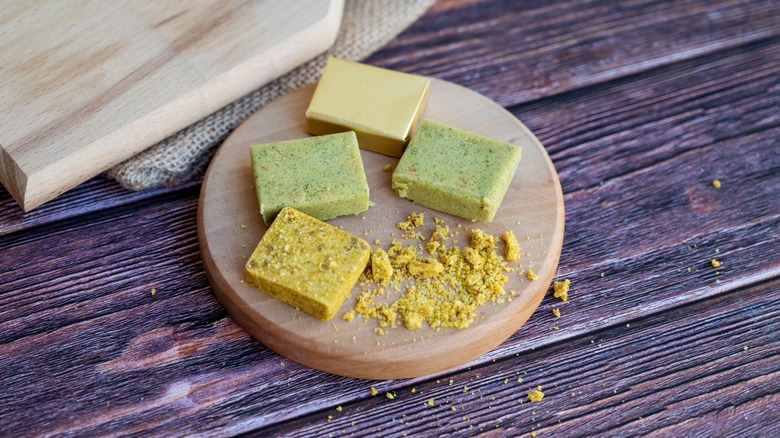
(392, 120, 521, 222)
(250, 131, 369, 225)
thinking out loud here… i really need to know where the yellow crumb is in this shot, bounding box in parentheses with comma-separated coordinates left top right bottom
(711, 259, 722, 268)
(354, 214, 516, 331)
(386, 392, 395, 400)
(530, 432, 537, 437)
(527, 388, 544, 402)
(150, 288, 156, 296)
(553, 279, 570, 302)
(370, 387, 378, 396)
(342, 310, 355, 322)
(370, 248, 394, 284)
(408, 259, 444, 279)
(426, 224, 449, 255)
(743, 345, 749, 351)
(712, 179, 721, 188)
(411, 388, 416, 393)
(552, 308, 561, 318)
(502, 231, 520, 261)
(526, 269, 538, 281)
(427, 398, 435, 406)
(336, 406, 342, 412)
(397, 212, 424, 230)
(383, 164, 393, 172)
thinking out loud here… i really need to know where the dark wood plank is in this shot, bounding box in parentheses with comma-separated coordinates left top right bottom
(517, 37, 780, 279)
(369, 0, 780, 107)
(0, 176, 200, 237)
(2, 191, 776, 436)
(0, 187, 205, 345)
(259, 279, 780, 437)
(521, 37, 780, 195)
(1, 198, 776, 435)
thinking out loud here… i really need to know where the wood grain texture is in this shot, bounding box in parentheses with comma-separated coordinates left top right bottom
(198, 80, 564, 379)
(1, 210, 776, 436)
(369, 0, 780, 107)
(526, 37, 780, 195)
(0, 0, 343, 211)
(258, 279, 780, 437)
(1, 0, 779, 435)
(0, 178, 201, 237)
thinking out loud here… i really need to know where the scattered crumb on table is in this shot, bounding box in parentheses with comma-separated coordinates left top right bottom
(527, 386, 544, 402)
(553, 279, 570, 301)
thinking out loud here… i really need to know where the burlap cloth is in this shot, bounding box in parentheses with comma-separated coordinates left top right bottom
(106, 0, 436, 190)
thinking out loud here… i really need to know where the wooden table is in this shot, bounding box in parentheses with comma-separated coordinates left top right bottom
(1, 1, 778, 435)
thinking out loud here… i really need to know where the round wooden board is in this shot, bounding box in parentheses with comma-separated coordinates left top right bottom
(198, 79, 564, 380)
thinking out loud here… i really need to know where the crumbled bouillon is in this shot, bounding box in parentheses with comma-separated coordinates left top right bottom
(353, 213, 516, 330)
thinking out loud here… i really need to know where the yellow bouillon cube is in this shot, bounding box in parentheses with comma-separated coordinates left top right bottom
(245, 207, 371, 320)
(306, 57, 430, 157)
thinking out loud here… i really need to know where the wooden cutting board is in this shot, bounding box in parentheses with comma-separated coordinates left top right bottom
(0, 0, 343, 211)
(198, 79, 565, 379)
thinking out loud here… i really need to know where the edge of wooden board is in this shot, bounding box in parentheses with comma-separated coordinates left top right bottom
(0, 0, 344, 211)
